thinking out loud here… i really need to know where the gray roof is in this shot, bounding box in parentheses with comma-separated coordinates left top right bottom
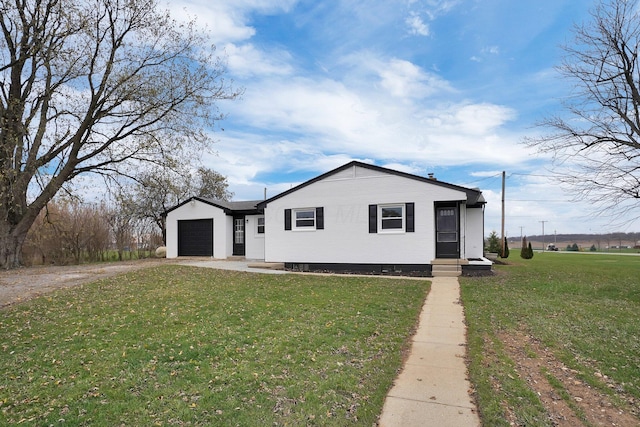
(164, 161, 486, 217)
(258, 161, 486, 208)
(163, 197, 263, 216)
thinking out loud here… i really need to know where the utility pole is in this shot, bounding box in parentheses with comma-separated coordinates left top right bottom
(501, 171, 506, 256)
(539, 220, 547, 251)
(519, 226, 524, 241)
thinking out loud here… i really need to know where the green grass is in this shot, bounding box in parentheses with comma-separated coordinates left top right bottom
(461, 253, 640, 426)
(0, 266, 428, 426)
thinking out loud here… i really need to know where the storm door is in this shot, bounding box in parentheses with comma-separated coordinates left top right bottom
(435, 204, 460, 258)
(233, 216, 245, 256)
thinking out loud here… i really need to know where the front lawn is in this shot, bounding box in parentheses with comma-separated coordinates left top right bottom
(461, 253, 640, 426)
(0, 266, 428, 426)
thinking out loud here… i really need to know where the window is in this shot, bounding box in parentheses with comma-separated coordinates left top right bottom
(295, 209, 315, 228)
(437, 207, 457, 242)
(234, 218, 244, 244)
(369, 203, 414, 233)
(257, 217, 265, 234)
(380, 204, 404, 231)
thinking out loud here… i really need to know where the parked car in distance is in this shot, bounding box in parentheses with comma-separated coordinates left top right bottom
(547, 243, 559, 251)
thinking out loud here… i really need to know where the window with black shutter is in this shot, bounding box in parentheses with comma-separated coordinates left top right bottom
(284, 207, 324, 230)
(370, 203, 415, 233)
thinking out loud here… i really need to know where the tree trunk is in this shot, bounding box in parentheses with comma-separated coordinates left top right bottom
(0, 226, 28, 269)
(0, 204, 42, 269)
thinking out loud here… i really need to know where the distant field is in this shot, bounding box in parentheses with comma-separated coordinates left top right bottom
(461, 253, 640, 426)
(0, 266, 428, 426)
(515, 240, 640, 253)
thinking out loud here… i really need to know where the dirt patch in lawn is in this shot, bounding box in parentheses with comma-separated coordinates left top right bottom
(498, 330, 639, 426)
(0, 259, 173, 308)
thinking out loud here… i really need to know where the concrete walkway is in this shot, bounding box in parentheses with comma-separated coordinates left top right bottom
(173, 259, 289, 274)
(378, 276, 480, 427)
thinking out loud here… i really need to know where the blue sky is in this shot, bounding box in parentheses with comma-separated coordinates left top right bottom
(164, 0, 640, 238)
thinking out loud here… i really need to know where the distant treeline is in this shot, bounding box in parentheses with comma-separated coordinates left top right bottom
(508, 232, 640, 243)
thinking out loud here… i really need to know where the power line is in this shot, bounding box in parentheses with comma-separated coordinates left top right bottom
(509, 172, 555, 178)
(462, 172, 503, 186)
(509, 199, 572, 202)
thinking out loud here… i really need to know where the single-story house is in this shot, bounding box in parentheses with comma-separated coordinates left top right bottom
(164, 161, 492, 276)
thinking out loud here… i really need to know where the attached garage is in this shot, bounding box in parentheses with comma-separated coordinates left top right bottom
(178, 219, 213, 256)
(164, 197, 265, 260)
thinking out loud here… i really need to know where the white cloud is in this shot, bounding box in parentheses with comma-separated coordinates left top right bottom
(379, 58, 452, 98)
(452, 103, 517, 134)
(220, 67, 532, 183)
(406, 14, 430, 36)
(421, 0, 462, 20)
(482, 46, 500, 55)
(224, 43, 294, 77)
(341, 53, 454, 99)
(164, 0, 298, 43)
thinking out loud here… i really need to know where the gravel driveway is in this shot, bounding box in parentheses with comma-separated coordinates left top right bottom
(0, 259, 179, 308)
(0, 258, 286, 309)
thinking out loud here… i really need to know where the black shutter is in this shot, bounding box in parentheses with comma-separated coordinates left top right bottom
(316, 207, 324, 229)
(369, 204, 377, 233)
(406, 202, 415, 232)
(284, 209, 292, 230)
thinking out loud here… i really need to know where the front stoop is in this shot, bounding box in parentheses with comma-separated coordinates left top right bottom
(431, 259, 468, 277)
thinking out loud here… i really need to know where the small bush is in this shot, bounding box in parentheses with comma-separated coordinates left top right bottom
(521, 236, 533, 259)
(501, 237, 510, 258)
(486, 231, 501, 253)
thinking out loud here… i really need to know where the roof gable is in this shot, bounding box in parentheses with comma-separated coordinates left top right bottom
(258, 161, 485, 207)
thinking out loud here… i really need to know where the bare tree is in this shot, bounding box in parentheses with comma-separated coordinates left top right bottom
(194, 167, 233, 201)
(122, 165, 232, 239)
(107, 201, 133, 261)
(23, 198, 111, 264)
(525, 0, 640, 222)
(0, 0, 240, 268)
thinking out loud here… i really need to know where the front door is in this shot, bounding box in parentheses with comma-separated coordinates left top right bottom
(435, 204, 460, 258)
(233, 216, 245, 256)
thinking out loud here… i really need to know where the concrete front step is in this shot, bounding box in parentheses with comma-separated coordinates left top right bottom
(431, 270, 462, 277)
(247, 262, 285, 270)
(432, 265, 462, 272)
(431, 260, 464, 277)
(430, 259, 466, 277)
(431, 258, 469, 265)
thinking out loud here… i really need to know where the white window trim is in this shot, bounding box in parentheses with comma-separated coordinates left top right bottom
(378, 204, 405, 233)
(256, 216, 265, 236)
(293, 208, 316, 231)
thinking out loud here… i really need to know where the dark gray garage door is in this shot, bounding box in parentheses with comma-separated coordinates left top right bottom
(178, 219, 213, 256)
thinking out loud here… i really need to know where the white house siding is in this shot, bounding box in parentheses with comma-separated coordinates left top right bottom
(459, 203, 467, 259)
(225, 215, 233, 257)
(165, 200, 228, 259)
(263, 165, 469, 264)
(464, 207, 484, 258)
(244, 215, 266, 260)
